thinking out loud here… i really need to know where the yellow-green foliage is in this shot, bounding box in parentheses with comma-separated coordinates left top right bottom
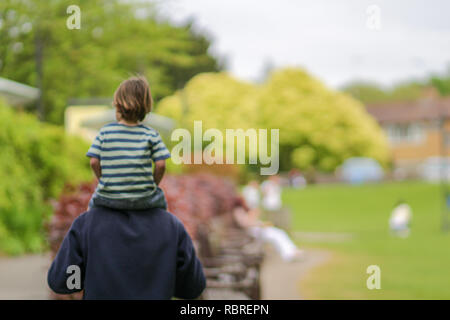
(157, 68, 390, 173)
(257, 68, 390, 171)
(0, 103, 91, 255)
(157, 72, 257, 131)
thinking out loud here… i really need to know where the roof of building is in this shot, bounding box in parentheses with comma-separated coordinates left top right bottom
(0, 77, 39, 106)
(79, 108, 175, 136)
(366, 97, 450, 124)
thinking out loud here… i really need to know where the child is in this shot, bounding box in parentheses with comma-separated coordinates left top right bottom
(86, 76, 170, 210)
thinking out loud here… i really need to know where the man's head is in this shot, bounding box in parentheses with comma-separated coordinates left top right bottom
(114, 76, 152, 123)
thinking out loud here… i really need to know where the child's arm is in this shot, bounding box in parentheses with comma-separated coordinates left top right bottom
(153, 159, 166, 185)
(89, 157, 102, 180)
(150, 131, 170, 185)
(86, 131, 103, 180)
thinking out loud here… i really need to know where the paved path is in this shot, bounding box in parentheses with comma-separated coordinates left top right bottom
(260, 248, 330, 299)
(0, 254, 50, 300)
(0, 249, 330, 300)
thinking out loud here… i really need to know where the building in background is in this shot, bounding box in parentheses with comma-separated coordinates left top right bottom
(367, 91, 450, 180)
(65, 99, 175, 143)
(0, 77, 39, 107)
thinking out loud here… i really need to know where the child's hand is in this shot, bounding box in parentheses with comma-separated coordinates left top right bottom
(89, 157, 102, 180)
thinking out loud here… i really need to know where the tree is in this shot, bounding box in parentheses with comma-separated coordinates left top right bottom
(343, 81, 424, 105)
(157, 72, 257, 131)
(342, 82, 389, 105)
(0, 101, 91, 254)
(0, 0, 220, 123)
(429, 67, 450, 96)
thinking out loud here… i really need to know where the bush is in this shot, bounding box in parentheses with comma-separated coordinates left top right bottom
(0, 103, 91, 255)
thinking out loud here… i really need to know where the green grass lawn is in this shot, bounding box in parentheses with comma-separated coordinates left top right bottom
(283, 181, 450, 299)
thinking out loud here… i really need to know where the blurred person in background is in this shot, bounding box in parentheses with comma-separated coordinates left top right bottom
(389, 200, 412, 238)
(233, 198, 304, 262)
(288, 169, 307, 189)
(261, 175, 283, 212)
(242, 180, 261, 210)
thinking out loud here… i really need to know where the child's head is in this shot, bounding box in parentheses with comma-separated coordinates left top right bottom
(113, 76, 152, 123)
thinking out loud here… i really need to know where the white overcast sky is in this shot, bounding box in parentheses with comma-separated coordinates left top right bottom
(156, 0, 450, 89)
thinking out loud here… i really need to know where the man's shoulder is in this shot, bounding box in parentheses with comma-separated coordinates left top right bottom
(66, 210, 90, 234)
(148, 209, 189, 239)
(81, 206, 184, 229)
(151, 208, 185, 230)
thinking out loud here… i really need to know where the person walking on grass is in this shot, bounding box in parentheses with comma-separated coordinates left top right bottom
(389, 200, 412, 238)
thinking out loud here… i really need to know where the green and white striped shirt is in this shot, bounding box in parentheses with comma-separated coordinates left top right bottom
(86, 122, 171, 199)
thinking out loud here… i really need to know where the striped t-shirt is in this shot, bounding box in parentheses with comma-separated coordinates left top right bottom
(86, 122, 171, 199)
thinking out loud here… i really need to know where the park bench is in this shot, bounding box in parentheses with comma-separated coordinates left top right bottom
(196, 219, 265, 300)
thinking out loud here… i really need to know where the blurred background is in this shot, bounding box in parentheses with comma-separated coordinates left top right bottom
(0, 0, 450, 299)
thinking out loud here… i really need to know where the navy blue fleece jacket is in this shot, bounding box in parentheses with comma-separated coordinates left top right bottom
(47, 206, 206, 299)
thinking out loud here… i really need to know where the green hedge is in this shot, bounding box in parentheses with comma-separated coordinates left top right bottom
(0, 102, 91, 255)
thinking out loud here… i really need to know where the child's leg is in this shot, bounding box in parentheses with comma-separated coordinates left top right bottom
(152, 187, 168, 210)
(92, 187, 167, 211)
(87, 193, 95, 210)
(135, 187, 167, 210)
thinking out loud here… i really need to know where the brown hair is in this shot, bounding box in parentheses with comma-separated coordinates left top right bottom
(113, 76, 152, 123)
